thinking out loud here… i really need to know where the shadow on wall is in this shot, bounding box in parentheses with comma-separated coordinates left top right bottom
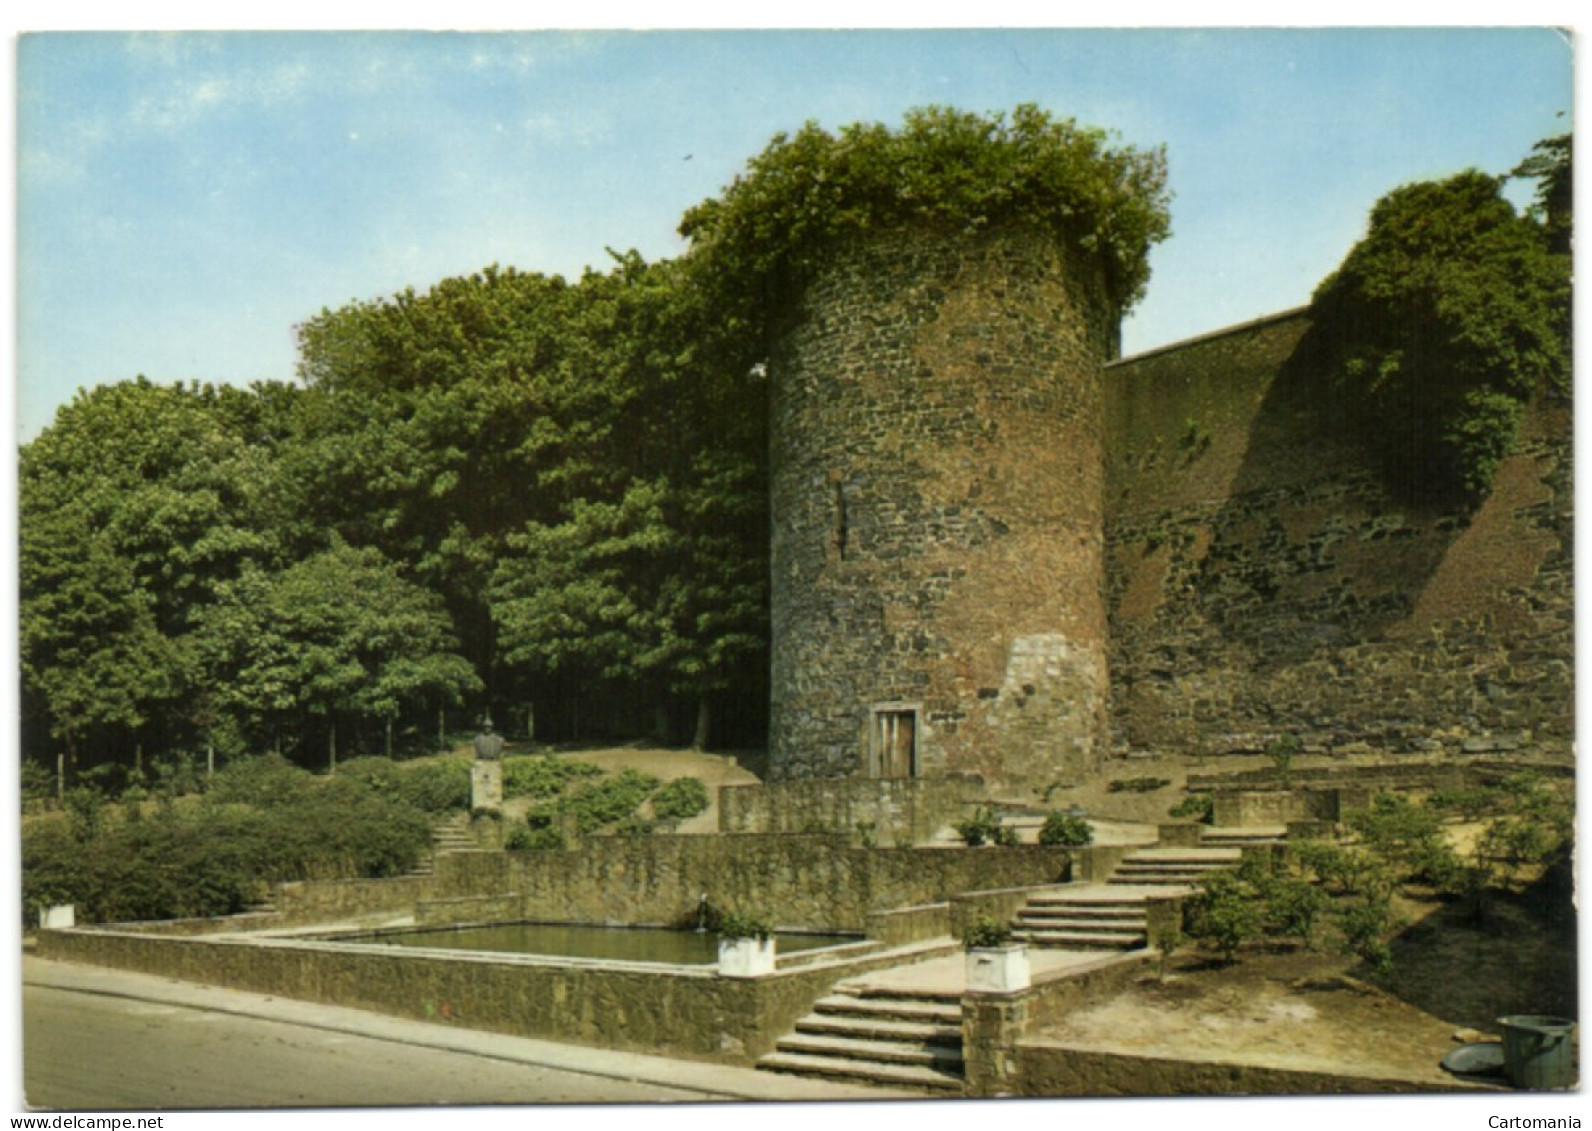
(1106, 311, 1572, 754)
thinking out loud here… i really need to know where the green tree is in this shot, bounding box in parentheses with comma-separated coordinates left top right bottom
(1307, 164, 1571, 503)
(198, 541, 480, 765)
(20, 379, 288, 776)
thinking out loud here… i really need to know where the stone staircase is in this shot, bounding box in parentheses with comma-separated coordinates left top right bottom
(1202, 825, 1288, 849)
(405, 812, 477, 877)
(1013, 846, 1241, 951)
(757, 982, 965, 1093)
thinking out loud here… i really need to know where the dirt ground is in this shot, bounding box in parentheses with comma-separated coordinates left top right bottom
(1035, 880, 1577, 1086)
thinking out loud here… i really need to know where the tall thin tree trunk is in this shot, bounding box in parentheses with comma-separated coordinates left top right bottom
(693, 695, 712, 751)
(328, 724, 337, 775)
(385, 716, 394, 758)
(438, 707, 446, 752)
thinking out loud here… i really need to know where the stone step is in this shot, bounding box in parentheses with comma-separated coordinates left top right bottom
(1127, 846, 1244, 859)
(1023, 892, 1151, 908)
(1014, 929, 1146, 950)
(1014, 916, 1144, 936)
(1116, 859, 1231, 872)
(795, 1013, 963, 1046)
(832, 981, 963, 1004)
(775, 1033, 965, 1070)
(813, 995, 962, 1026)
(1108, 875, 1205, 887)
(757, 1051, 963, 1093)
(1017, 904, 1147, 921)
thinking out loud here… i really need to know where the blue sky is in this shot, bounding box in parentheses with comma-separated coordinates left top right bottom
(14, 27, 1574, 441)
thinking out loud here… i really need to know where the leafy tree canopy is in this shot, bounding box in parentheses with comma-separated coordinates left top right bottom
(678, 104, 1173, 336)
(1307, 167, 1571, 504)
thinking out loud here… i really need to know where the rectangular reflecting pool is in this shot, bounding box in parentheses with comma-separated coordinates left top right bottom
(346, 922, 859, 965)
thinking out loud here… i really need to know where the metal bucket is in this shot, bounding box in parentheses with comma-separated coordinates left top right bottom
(1497, 1015, 1576, 1089)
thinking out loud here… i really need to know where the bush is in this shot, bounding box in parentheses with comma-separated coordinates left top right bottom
(394, 760, 471, 813)
(558, 768, 660, 833)
(962, 914, 1015, 950)
(22, 765, 434, 925)
(206, 754, 315, 809)
(1038, 812, 1094, 847)
(501, 755, 603, 799)
(650, 776, 710, 822)
(505, 824, 567, 852)
(1169, 793, 1214, 822)
(1185, 871, 1261, 964)
(715, 909, 772, 942)
(955, 805, 1007, 847)
(1108, 777, 1171, 793)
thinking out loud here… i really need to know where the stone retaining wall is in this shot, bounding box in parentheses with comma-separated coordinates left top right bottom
(717, 777, 982, 844)
(36, 926, 956, 1066)
(424, 838, 1073, 933)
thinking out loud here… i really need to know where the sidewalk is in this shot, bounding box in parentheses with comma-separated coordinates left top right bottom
(22, 954, 913, 1103)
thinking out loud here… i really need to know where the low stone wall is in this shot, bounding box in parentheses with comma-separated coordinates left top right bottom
(274, 875, 435, 924)
(718, 778, 983, 844)
(1010, 1042, 1448, 1096)
(36, 926, 954, 1066)
(430, 837, 1072, 933)
(948, 885, 1063, 940)
(961, 951, 1153, 1096)
(865, 903, 951, 947)
(1211, 789, 1339, 828)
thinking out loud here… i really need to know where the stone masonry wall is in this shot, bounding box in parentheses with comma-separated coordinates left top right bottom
(1103, 310, 1574, 760)
(769, 222, 1118, 791)
(429, 837, 1073, 933)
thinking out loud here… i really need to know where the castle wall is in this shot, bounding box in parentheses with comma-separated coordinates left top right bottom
(767, 224, 1117, 788)
(1103, 310, 1573, 759)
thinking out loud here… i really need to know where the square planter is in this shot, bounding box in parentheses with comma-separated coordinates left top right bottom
(39, 904, 75, 929)
(965, 944, 1030, 994)
(718, 935, 776, 978)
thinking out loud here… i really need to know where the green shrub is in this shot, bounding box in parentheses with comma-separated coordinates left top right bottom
(955, 805, 1006, 847)
(1260, 875, 1330, 949)
(715, 909, 773, 942)
(1169, 793, 1214, 822)
(393, 760, 471, 813)
(962, 914, 1015, 950)
(206, 754, 315, 809)
(1108, 776, 1171, 793)
(1425, 785, 1504, 822)
(501, 755, 603, 799)
(505, 824, 567, 852)
(1038, 812, 1094, 847)
(650, 777, 710, 822)
(1346, 792, 1448, 879)
(1337, 893, 1397, 974)
(1185, 871, 1261, 964)
(557, 768, 659, 833)
(21, 760, 56, 807)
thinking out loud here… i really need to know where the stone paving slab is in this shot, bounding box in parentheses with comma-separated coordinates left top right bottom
(836, 944, 1134, 996)
(22, 955, 912, 1102)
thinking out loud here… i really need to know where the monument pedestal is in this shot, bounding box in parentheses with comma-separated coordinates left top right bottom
(471, 761, 503, 813)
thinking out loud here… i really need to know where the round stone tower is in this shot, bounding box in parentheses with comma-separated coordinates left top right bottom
(768, 223, 1119, 792)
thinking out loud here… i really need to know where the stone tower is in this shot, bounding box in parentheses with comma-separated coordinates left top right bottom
(768, 223, 1118, 792)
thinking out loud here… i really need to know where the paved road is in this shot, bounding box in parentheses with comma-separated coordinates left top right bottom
(21, 956, 899, 1110)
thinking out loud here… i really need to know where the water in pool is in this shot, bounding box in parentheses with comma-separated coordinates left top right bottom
(355, 923, 856, 964)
